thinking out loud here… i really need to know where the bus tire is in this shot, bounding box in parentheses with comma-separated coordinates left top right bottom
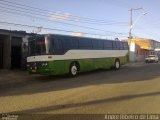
(114, 59, 120, 70)
(69, 63, 78, 76)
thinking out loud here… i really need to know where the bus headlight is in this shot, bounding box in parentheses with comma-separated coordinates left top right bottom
(42, 62, 48, 67)
(42, 63, 45, 67)
(44, 62, 48, 67)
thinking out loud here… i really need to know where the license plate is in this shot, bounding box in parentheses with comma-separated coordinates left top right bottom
(32, 70, 36, 72)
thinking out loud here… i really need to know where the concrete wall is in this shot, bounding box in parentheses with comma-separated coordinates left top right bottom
(129, 42, 136, 62)
(129, 42, 151, 62)
(3, 35, 11, 69)
(128, 38, 160, 62)
(0, 33, 30, 69)
(21, 35, 29, 69)
(0, 30, 31, 69)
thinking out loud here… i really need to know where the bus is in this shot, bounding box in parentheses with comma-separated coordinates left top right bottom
(27, 34, 129, 76)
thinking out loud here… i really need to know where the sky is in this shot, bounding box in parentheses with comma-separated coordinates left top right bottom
(0, 0, 160, 41)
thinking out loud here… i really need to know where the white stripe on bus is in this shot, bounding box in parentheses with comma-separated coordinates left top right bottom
(27, 50, 128, 62)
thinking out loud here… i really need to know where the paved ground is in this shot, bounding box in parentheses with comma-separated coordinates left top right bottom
(0, 62, 160, 116)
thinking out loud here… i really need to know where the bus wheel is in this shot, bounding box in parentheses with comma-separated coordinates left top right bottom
(70, 63, 78, 76)
(114, 59, 120, 70)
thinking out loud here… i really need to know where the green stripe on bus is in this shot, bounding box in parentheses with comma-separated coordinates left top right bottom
(28, 56, 127, 75)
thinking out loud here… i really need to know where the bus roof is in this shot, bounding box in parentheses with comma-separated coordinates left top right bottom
(32, 33, 123, 42)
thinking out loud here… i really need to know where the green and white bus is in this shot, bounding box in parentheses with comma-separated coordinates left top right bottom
(27, 34, 128, 76)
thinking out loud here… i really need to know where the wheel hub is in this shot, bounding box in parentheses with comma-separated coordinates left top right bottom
(71, 66, 77, 75)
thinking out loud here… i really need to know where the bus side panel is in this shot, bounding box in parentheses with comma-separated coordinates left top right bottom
(43, 56, 128, 75)
(112, 55, 128, 66)
(119, 56, 128, 65)
(78, 59, 94, 72)
(49, 60, 70, 75)
(78, 57, 114, 72)
(92, 58, 113, 69)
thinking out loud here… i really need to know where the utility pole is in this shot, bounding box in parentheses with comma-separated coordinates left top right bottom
(129, 8, 133, 39)
(129, 8, 143, 39)
(128, 8, 143, 62)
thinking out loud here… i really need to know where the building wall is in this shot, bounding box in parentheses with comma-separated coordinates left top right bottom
(0, 30, 30, 69)
(131, 38, 153, 50)
(3, 35, 11, 69)
(135, 48, 150, 61)
(21, 35, 29, 69)
(128, 38, 160, 62)
(0, 36, 4, 68)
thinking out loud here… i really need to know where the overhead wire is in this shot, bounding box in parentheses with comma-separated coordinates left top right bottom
(0, 3, 128, 26)
(0, 0, 128, 25)
(135, 25, 160, 40)
(0, 8, 127, 36)
(0, 0, 130, 38)
(0, 21, 124, 37)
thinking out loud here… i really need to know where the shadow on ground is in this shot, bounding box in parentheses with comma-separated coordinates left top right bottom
(0, 63, 160, 97)
(11, 91, 160, 114)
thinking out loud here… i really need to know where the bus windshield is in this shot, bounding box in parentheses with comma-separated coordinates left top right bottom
(29, 36, 46, 56)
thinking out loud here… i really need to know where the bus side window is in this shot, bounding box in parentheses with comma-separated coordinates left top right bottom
(112, 41, 117, 50)
(124, 42, 129, 50)
(92, 40, 98, 50)
(62, 37, 78, 52)
(104, 40, 113, 50)
(92, 40, 103, 50)
(116, 41, 120, 50)
(70, 38, 78, 49)
(98, 40, 104, 50)
(120, 42, 124, 50)
(79, 39, 92, 49)
(62, 37, 70, 51)
(52, 37, 64, 55)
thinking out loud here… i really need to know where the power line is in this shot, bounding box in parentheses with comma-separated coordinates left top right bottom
(0, 21, 126, 37)
(0, 9, 127, 35)
(135, 25, 160, 40)
(0, 3, 128, 26)
(0, 0, 129, 38)
(0, 0, 128, 25)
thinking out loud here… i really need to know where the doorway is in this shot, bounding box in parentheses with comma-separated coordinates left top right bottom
(11, 37, 22, 69)
(0, 43, 3, 68)
(11, 46, 21, 69)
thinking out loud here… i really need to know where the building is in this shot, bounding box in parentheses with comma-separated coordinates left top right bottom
(128, 38, 160, 62)
(0, 29, 30, 69)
